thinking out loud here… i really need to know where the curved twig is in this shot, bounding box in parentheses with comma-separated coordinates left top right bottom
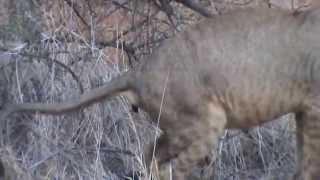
(0, 47, 84, 94)
(175, 0, 213, 17)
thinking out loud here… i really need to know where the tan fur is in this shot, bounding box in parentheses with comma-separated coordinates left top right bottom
(3, 6, 320, 180)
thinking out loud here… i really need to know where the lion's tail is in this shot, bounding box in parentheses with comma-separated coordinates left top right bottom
(9, 71, 134, 114)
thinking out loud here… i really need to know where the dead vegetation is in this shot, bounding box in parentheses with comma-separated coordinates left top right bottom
(0, 0, 313, 179)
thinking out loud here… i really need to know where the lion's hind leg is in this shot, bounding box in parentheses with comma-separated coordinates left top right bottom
(148, 103, 227, 180)
(295, 107, 320, 180)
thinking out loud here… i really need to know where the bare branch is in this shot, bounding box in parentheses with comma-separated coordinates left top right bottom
(64, 0, 90, 28)
(175, 0, 213, 17)
(0, 47, 84, 94)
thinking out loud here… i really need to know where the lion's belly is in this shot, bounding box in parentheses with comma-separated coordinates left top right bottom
(218, 86, 301, 129)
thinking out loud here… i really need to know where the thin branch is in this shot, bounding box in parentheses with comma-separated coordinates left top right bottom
(175, 0, 213, 17)
(111, 0, 171, 26)
(154, 0, 179, 30)
(134, 35, 169, 50)
(158, 0, 174, 17)
(64, 0, 90, 28)
(86, 146, 135, 156)
(64, 0, 135, 60)
(0, 47, 84, 94)
(95, 11, 160, 63)
(85, 0, 97, 16)
(231, 0, 255, 6)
